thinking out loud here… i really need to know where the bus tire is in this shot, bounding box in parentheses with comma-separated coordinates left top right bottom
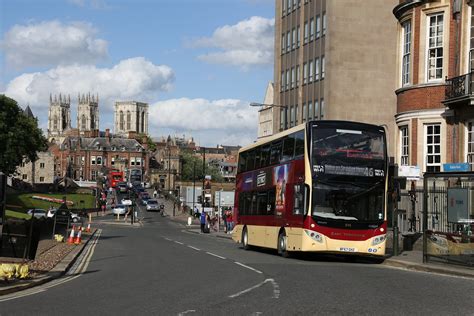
(242, 227, 250, 250)
(278, 231, 289, 258)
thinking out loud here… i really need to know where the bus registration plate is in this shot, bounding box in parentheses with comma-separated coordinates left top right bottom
(340, 247, 357, 252)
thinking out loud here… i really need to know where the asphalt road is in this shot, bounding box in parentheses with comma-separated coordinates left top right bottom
(1, 196, 473, 315)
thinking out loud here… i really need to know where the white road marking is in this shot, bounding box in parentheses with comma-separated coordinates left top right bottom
(228, 278, 279, 299)
(188, 246, 201, 251)
(234, 262, 262, 274)
(174, 241, 184, 245)
(178, 310, 196, 315)
(206, 252, 226, 260)
(164, 237, 172, 241)
(0, 229, 102, 302)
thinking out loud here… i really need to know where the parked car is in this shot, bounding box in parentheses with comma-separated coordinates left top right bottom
(27, 209, 47, 218)
(112, 204, 127, 215)
(47, 208, 81, 223)
(117, 182, 128, 193)
(121, 198, 132, 206)
(146, 199, 159, 211)
(141, 193, 150, 205)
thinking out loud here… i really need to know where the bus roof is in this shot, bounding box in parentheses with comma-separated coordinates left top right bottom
(239, 120, 385, 154)
(239, 124, 306, 153)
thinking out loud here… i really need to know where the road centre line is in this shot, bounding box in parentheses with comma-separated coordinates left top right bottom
(228, 278, 278, 298)
(234, 262, 262, 274)
(174, 241, 184, 245)
(188, 246, 201, 251)
(206, 252, 226, 259)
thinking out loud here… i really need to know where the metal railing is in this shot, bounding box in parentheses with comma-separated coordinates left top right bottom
(445, 72, 474, 100)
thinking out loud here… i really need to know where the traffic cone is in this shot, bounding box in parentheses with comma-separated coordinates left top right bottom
(67, 226, 75, 244)
(86, 223, 91, 233)
(74, 227, 82, 245)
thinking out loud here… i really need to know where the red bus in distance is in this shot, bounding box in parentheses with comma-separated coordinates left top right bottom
(108, 170, 124, 188)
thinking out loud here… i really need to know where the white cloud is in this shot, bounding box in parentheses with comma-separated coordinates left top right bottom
(2, 20, 108, 69)
(3, 57, 174, 111)
(193, 16, 274, 69)
(149, 98, 258, 146)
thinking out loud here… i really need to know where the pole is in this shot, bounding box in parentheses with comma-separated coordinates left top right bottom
(168, 148, 171, 194)
(217, 190, 221, 232)
(202, 147, 206, 210)
(192, 161, 196, 211)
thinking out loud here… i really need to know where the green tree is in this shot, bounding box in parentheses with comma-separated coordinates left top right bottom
(181, 151, 223, 182)
(0, 95, 48, 176)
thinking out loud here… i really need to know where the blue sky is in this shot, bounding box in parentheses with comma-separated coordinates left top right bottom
(0, 0, 275, 146)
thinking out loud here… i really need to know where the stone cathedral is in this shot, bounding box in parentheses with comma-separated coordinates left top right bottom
(47, 92, 100, 144)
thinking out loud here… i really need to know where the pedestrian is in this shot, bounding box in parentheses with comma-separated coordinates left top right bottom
(226, 211, 233, 234)
(222, 209, 228, 233)
(194, 206, 199, 218)
(200, 211, 206, 233)
(153, 189, 158, 198)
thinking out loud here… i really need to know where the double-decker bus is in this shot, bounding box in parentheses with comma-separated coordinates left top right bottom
(129, 168, 142, 184)
(232, 120, 388, 259)
(108, 170, 124, 188)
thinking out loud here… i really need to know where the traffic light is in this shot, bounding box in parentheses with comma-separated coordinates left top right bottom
(204, 197, 211, 207)
(197, 196, 202, 203)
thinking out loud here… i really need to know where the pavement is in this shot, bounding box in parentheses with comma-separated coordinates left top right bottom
(2, 194, 472, 296)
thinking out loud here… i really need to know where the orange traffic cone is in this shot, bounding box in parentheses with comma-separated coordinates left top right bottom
(67, 226, 75, 244)
(74, 227, 82, 244)
(86, 223, 91, 233)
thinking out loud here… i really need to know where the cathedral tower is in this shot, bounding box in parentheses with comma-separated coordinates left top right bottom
(77, 93, 99, 134)
(48, 93, 71, 142)
(114, 101, 149, 136)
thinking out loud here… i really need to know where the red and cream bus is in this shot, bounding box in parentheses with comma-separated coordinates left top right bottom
(232, 120, 388, 259)
(108, 170, 124, 188)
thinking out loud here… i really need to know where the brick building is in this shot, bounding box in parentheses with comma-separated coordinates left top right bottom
(393, 0, 474, 172)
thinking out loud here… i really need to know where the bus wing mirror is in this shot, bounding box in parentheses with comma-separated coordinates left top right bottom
(304, 183, 310, 216)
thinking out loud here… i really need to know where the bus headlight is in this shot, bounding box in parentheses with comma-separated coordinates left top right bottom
(305, 230, 324, 243)
(371, 235, 386, 246)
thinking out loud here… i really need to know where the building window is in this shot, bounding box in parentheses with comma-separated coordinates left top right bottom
(322, 12, 326, 36)
(402, 20, 411, 86)
(22, 174, 27, 180)
(292, 0, 296, 10)
(296, 65, 300, 87)
(425, 124, 441, 172)
(297, 25, 301, 47)
(295, 106, 298, 125)
(282, 0, 286, 15)
(400, 126, 409, 165)
(96, 156, 102, 166)
(315, 58, 320, 81)
(321, 56, 325, 79)
(308, 101, 313, 120)
(303, 63, 308, 84)
(81, 115, 86, 130)
(320, 99, 325, 119)
(281, 71, 285, 91)
(290, 106, 295, 127)
(427, 13, 443, 81)
(287, 31, 291, 52)
(302, 103, 307, 122)
(119, 111, 124, 130)
(316, 15, 321, 38)
(40, 163, 45, 168)
(467, 122, 474, 167)
(304, 21, 308, 43)
(292, 28, 296, 50)
(111, 157, 115, 166)
(291, 67, 295, 88)
(53, 115, 58, 131)
(315, 100, 319, 119)
(281, 33, 285, 54)
(91, 156, 96, 165)
(280, 108, 285, 130)
(309, 60, 314, 82)
(309, 18, 314, 41)
(286, 70, 290, 90)
(40, 177, 44, 182)
(287, 0, 291, 13)
(91, 170, 97, 181)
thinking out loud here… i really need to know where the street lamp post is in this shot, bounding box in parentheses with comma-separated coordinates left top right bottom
(250, 102, 289, 130)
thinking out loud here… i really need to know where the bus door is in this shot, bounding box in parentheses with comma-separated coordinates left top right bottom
(285, 183, 306, 250)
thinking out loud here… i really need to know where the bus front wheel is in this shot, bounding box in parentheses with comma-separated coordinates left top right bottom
(242, 228, 250, 250)
(278, 232, 289, 258)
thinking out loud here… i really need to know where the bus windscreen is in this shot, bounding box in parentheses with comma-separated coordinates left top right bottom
(311, 126, 386, 222)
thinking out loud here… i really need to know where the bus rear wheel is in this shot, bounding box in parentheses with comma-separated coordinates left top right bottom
(278, 232, 289, 258)
(242, 227, 250, 250)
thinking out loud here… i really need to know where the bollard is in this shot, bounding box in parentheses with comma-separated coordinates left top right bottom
(187, 216, 192, 226)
